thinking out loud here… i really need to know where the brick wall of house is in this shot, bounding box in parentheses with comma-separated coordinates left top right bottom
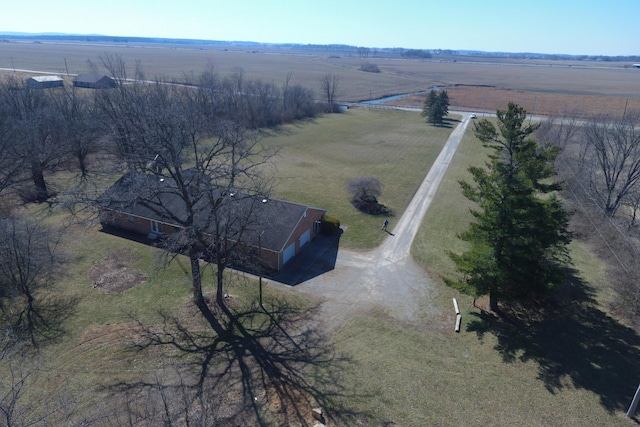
(100, 210, 152, 235)
(101, 207, 326, 272)
(290, 207, 326, 251)
(259, 248, 280, 271)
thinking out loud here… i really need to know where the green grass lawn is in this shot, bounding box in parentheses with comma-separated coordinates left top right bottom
(269, 107, 454, 249)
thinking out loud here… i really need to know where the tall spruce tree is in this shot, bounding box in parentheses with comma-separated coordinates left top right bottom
(422, 90, 449, 125)
(447, 103, 571, 312)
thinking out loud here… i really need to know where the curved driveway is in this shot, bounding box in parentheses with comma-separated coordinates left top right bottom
(273, 113, 474, 333)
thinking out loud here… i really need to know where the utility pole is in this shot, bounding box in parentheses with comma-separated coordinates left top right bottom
(258, 231, 265, 308)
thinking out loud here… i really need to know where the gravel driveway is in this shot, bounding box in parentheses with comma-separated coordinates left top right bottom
(271, 113, 473, 333)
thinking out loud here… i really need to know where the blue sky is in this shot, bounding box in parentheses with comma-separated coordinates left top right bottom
(1, 0, 638, 56)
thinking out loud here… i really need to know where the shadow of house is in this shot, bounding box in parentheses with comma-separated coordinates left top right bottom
(25, 75, 64, 89)
(98, 171, 328, 273)
(73, 73, 117, 89)
(271, 228, 341, 285)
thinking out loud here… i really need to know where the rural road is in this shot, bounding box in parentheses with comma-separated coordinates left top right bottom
(275, 113, 474, 333)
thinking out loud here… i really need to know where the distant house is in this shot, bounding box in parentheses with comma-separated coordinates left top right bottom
(73, 73, 117, 89)
(25, 75, 64, 89)
(98, 171, 327, 272)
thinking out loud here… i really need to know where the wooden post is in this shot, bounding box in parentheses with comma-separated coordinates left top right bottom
(627, 383, 640, 418)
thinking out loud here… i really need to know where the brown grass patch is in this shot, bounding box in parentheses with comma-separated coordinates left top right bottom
(88, 248, 147, 293)
(264, 384, 325, 427)
(395, 85, 640, 118)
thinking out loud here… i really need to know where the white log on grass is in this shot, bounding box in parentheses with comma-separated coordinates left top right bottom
(626, 383, 640, 418)
(455, 313, 462, 333)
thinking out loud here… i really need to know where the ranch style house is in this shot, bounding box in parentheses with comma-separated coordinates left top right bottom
(99, 171, 327, 273)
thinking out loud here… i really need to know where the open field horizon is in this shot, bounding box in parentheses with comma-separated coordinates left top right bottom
(2, 40, 639, 115)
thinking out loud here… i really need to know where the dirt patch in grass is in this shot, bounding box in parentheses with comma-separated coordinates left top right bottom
(88, 248, 147, 294)
(395, 85, 640, 118)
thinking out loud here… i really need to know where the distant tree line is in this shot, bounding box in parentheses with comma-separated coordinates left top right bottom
(0, 59, 330, 205)
(401, 49, 432, 59)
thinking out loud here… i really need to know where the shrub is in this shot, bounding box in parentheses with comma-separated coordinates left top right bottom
(360, 63, 380, 73)
(347, 176, 391, 215)
(321, 215, 341, 235)
(351, 196, 391, 215)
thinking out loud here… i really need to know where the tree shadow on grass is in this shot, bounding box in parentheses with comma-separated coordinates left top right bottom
(429, 117, 460, 128)
(467, 268, 640, 413)
(4, 294, 81, 350)
(32, 294, 81, 347)
(107, 296, 372, 426)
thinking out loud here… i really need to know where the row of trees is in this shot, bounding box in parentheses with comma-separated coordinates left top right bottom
(0, 59, 342, 424)
(0, 62, 331, 205)
(536, 110, 640, 325)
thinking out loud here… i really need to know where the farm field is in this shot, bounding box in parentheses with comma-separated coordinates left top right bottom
(2, 39, 639, 111)
(2, 41, 640, 425)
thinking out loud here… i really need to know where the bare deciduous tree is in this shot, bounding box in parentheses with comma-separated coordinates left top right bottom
(0, 345, 45, 427)
(580, 111, 640, 217)
(320, 73, 340, 106)
(347, 176, 390, 215)
(347, 176, 383, 202)
(0, 99, 21, 200)
(536, 110, 582, 150)
(0, 216, 66, 344)
(96, 74, 277, 330)
(50, 86, 102, 178)
(0, 77, 70, 202)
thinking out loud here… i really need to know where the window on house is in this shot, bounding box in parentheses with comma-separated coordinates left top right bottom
(150, 220, 161, 234)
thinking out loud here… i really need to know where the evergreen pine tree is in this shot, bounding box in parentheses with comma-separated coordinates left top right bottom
(446, 103, 571, 311)
(422, 90, 449, 125)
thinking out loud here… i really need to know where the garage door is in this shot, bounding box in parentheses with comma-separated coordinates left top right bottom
(283, 243, 296, 265)
(300, 229, 311, 247)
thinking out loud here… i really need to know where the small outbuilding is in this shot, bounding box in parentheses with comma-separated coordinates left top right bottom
(25, 75, 64, 89)
(73, 73, 117, 89)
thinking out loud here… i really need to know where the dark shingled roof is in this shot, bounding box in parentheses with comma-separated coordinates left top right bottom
(74, 73, 111, 83)
(99, 171, 325, 253)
